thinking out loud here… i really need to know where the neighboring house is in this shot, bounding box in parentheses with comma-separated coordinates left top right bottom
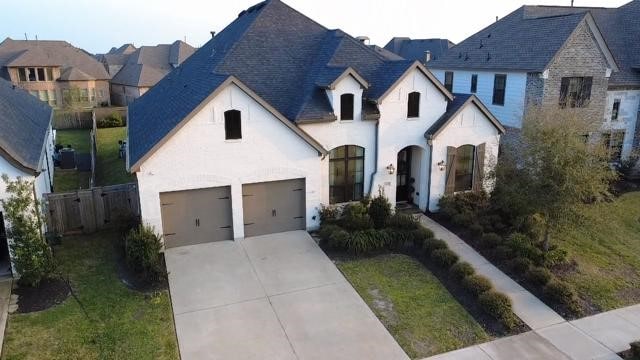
(106, 41, 195, 105)
(95, 43, 137, 78)
(0, 78, 55, 275)
(127, 0, 505, 247)
(0, 38, 111, 108)
(422, 1, 640, 163)
(384, 38, 454, 64)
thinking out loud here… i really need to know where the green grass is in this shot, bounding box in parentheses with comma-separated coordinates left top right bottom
(554, 191, 640, 311)
(2, 232, 179, 360)
(338, 254, 490, 359)
(95, 127, 135, 186)
(54, 129, 92, 192)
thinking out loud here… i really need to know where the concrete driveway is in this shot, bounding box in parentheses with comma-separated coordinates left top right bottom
(165, 230, 408, 360)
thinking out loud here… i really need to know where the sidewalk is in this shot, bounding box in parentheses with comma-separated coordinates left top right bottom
(0, 278, 12, 358)
(418, 215, 640, 360)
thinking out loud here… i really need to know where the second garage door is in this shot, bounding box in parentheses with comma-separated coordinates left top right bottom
(242, 178, 306, 237)
(160, 187, 233, 248)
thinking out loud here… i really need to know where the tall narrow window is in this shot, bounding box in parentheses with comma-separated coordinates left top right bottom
(611, 99, 621, 121)
(444, 71, 454, 92)
(329, 145, 364, 203)
(470, 74, 478, 93)
(224, 110, 242, 140)
(18, 68, 26, 82)
(27, 68, 36, 82)
(559, 76, 592, 108)
(454, 145, 475, 192)
(37, 68, 45, 82)
(340, 93, 354, 120)
(407, 92, 420, 118)
(492, 74, 506, 105)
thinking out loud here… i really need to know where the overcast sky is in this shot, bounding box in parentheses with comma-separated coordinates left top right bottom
(0, 0, 629, 54)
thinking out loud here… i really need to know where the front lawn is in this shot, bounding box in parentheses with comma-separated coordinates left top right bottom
(338, 254, 490, 359)
(53, 129, 91, 192)
(555, 191, 640, 311)
(2, 231, 179, 360)
(95, 127, 135, 186)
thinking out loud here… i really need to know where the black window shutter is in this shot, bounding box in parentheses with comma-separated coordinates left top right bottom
(559, 77, 570, 108)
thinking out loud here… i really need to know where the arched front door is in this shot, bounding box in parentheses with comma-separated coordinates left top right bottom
(396, 147, 414, 203)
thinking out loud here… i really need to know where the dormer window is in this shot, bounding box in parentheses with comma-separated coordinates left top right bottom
(340, 93, 354, 120)
(224, 110, 242, 140)
(407, 92, 420, 118)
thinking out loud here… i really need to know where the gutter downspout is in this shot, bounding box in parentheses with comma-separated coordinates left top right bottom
(368, 118, 380, 196)
(426, 138, 433, 212)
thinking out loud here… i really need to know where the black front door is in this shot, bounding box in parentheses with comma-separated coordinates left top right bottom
(396, 148, 413, 202)
(0, 212, 8, 261)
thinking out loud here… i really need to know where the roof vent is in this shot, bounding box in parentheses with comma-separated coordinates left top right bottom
(424, 50, 432, 62)
(210, 31, 216, 38)
(356, 36, 370, 45)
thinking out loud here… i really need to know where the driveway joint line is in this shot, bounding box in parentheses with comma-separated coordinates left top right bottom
(266, 280, 346, 299)
(173, 295, 268, 316)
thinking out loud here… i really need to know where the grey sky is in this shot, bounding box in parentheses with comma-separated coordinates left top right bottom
(0, 0, 629, 54)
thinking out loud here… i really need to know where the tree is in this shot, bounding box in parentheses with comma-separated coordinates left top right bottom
(0, 175, 55, 286)
(62, 86, 90, 126)
(490, 107, 617, 251)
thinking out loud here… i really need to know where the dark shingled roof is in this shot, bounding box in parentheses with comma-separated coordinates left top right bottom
(425, 93, 505, 139)
(0, 78, 52, 173)
(383, 38, 454, 63)
(129, 0, 450, 168)
(428, 2, 640, 87)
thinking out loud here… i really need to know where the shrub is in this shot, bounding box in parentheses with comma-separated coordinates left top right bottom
(480, 233, 503, 249)
(341, 203, 373, 231)
(525, 267, 552, 287)
(0, 175, 55, 287)
(491, 245, 514, 262)
(125, 224, 165, 281)
(478, 291, 517, 329)
(438, 192, 490, 221)
(469, 223, 484, 239)
(423, 238, 448, 255)
(368, 191, 392, 229)
(543, 280, 580, 311)
(382, 228, 411, 250)
(318, 224, 340, 242)
(450, 261, 475, 281)
(543, 247, 568, 268)
(410, 227, 434, 248)
(97, 112, 125, 128)
(507, 233, 543, 264)
(346, 229, 388, 255)
(431, 248, 459, 269)
(387, 213, 419, 230)
(508, 257, 532, 274)
(462, 274, 493, 296)
(328, 228, 351, 249)
(451, 212, 473, 228)
(319, 205, 340, 224)
(630, 341, 640, 359)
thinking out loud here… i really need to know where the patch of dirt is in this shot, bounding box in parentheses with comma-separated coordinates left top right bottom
(368, 288, 399, 326)
(14, 277, 70, 313)
(402, 329, 438, 357)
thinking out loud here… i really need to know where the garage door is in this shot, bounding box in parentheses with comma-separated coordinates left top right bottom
(160, 187, 233, 248)
(242, 178, 306, 237)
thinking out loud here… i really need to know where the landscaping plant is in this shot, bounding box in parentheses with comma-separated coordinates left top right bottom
(97, 112, 125, 128)
(124, 224, 165, 281)
(450, 261, 475, 281)
(0, 175, 55, 287)
(462, 274, 493, 297)
(478, 291, 517, 330)
(368, 190, 392, 229)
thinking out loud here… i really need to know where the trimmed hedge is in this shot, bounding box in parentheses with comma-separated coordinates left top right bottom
(480, 233, 503, 249)
(423, 238, 448, 255)
(544, 280, 580, 313)
(479, 291, 517, 330)
(508, 257, 532, 274)
(462, 274, 493, 296)
(525, 267, 552, 287)
(430, 248, 459, 269)
(386, 213, 420, 230)
(450, 261, 475, 281)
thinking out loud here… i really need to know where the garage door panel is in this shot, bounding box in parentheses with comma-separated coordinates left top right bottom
(242, 179, 305, 237)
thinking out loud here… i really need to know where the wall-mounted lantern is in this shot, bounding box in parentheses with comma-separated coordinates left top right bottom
(386, 163, 395, 175)
(437, 161, 446, 171)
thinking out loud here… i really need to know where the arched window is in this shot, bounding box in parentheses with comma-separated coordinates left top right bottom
(224, 110, 242, 140)
(454, 145, 475, 192)
(340, 93, 354, 120)
(407, 92, 420, 118)
(329, 145, 364, 203)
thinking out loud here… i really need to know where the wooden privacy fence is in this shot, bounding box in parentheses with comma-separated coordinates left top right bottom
(44, 183, 140, 235)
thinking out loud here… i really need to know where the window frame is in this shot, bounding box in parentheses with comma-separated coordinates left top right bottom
(18, 68, 27, 82)
(454, 145, 475, 193)
(340, 93, 354, 121)
(224, 109, 242, 140)
(444, 71, 454, 92)
(27, 68, 36, 82)
(492, 74, 507, 106)
(611, 99, 621, 121)
(407, 91, 420, 118)
(329, 145, 365, 204)
(470, 74, 478, 93)
(559, 76, 592, 108)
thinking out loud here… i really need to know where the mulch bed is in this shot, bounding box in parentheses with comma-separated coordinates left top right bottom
(14, 277, 70, 313)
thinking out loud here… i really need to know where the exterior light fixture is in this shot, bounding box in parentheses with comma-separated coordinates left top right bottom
(386, 163, 395, 175)
(437, 161, 446, 171)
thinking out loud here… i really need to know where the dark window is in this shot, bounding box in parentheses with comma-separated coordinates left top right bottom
(602, 131, 625, 163)
(492, 74, 506, 105)
(27, 68, 36, 82)
(407, 92, 420, 118)
(46, 68, 53, 81)
(559, 76, 592, 108)
(612, 99, 621, 120)
(340, 93, 354, 120)
(37, 68, 45, 81)
(470, 74, 478, 93)
(18, 68, 26, 82)
(455, 145, 475, 192)
(444, 71, 454, 92)
(329, 145, 364, 204)
(224, 110, 242, 140)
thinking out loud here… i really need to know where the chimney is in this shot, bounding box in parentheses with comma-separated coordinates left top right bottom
(356, 36, 370, 45)
(424, 50, 432, 63)
(496, 16, 499, 22)
(210, 31, 216, 38)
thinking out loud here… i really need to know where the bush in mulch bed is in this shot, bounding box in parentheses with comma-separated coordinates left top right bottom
(14, 277, 70, 313)
(119, 224, 168, 292)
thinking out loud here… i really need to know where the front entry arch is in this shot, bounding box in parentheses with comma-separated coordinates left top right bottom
(395, 145, 429, 208)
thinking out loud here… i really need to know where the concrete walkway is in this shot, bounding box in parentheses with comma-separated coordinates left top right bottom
(0, 278, 12, 358)
(419, 215, 640, 360)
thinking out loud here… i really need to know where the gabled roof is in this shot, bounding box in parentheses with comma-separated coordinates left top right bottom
(110, 40, 195, 87)
(0, 78, 52, 174)
(128, 0, 453, 169)
(0, 38, 109, 80)
(425, 93, 505, 140)
(108, 43, 136, 55)
(383, 38, 454, 63)
(59, 67, 93, 81)
(427, 6, 618, 74)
